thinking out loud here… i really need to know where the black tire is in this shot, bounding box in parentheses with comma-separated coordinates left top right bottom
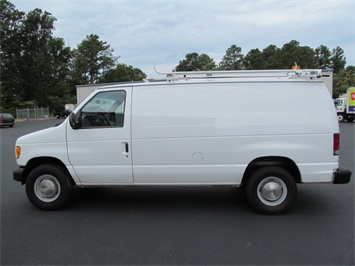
(26, 164, 74, 210)
(338, 114, 344, 122)
(245, 167, 297, 214)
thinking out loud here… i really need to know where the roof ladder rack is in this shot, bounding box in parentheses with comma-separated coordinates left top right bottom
(160, 69, 322, 82)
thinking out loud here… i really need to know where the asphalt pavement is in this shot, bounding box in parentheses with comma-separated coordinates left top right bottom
(1, 119, 354, 265)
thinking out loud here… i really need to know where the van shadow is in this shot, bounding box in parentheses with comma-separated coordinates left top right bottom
(70, 186, 251, 213)
(69, 185, 337, 215)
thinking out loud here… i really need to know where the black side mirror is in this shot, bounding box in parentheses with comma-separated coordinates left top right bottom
(69, 112, 80, 129)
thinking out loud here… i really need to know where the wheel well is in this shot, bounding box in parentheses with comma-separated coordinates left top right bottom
(22, 157, 74, 185)
(241, 156, 301, 186)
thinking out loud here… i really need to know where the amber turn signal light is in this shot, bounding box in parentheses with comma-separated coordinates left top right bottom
(15, 146, 21, 159)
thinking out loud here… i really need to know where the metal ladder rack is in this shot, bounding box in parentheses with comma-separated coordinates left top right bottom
(159, 69, 322, 82)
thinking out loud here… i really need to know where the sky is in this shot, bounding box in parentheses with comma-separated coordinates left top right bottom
(10, 0, 355, 78)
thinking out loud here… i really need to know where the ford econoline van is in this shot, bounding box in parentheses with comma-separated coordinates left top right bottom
(13, 69, 351, 214)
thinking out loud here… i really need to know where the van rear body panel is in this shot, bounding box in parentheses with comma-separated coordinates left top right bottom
(130, 81, 338, 184)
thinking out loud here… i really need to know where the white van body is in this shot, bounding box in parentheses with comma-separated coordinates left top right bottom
(13, 70, 351, 213)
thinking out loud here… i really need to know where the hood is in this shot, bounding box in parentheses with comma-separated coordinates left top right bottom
(16, 122, 67, 144)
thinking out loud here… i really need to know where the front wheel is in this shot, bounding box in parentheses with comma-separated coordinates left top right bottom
(245, 167, 297, 214)
(26, 164, 74, 210)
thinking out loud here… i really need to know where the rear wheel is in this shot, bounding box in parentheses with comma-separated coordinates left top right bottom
(245, 167, 297, 214)
(26, 164, 74, 210)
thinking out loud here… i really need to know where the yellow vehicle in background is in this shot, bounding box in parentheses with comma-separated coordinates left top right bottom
(335, 87, 355, 122)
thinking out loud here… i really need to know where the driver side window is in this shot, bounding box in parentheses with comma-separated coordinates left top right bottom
(81, 90, 126, 128)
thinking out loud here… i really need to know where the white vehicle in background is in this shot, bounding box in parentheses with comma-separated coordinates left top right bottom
(13, 69, 352, 214)
(334, 87, 355, 122)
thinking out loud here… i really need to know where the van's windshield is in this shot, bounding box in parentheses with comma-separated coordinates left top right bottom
(334, 98, 343, 107)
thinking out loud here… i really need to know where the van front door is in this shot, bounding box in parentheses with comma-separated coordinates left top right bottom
(66, 88, 133, 185)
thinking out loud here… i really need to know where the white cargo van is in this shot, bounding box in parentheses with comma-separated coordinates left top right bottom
(13, 69, 351, 214)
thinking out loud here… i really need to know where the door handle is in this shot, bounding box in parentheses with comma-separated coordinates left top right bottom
(122, 142, 129, 158)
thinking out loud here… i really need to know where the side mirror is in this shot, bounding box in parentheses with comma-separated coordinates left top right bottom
(69, 112, 80, 129)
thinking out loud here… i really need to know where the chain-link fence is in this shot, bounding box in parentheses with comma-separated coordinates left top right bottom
(16, 107, 49, 120)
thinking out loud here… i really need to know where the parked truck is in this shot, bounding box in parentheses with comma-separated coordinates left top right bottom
(334, 87, 355, 122)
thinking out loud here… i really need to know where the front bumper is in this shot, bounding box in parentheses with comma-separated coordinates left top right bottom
(13, 167, 25, 184)
(333, 169, 352, 184)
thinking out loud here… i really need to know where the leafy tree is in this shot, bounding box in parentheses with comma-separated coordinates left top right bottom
(176, 53, 199, 71)
(243, 48, 264, 70)
(0, 0, 24, 111)
(99, 64, 146, 83)
(261, 45, 282, 69)
(218, 44, 244, 70)
(244, 46, 283, 70)
(331, 46, 346, 74)
(72, 34, 117, 84)
(20, 8, 65, 106)
(0, 1, 72, 112)
(279, 40, 316, 69)
(314, 45, 332, 69)
(46, 37, 73, 110)
(244, 42, 345, 72)
(197, 54, 216, 71)
(333, 66, 355, 98)
(176, 52, 216, 71)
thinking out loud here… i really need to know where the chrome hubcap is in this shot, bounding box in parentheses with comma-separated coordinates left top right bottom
(34, 175, 61, 202)
(260, 181, 282, 201)
(39, 179, 57, 197)
(257, 177, 287, 206)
